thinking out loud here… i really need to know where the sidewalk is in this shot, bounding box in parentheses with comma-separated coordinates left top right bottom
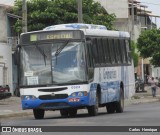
(0, 96, 32, 119)
(0, 86, 160, 119)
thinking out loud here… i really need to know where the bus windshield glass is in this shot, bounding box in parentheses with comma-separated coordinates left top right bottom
(20, 41, 87, 86)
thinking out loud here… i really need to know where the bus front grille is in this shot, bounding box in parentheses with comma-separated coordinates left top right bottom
(39, 94, 68, 100)
(38, 102, 70, 109)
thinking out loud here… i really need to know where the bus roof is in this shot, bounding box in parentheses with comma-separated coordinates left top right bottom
(42, 23, 130, 38)
(82, 29, 130, 38)
(43, 23, 107, 31)
(21, 23, 130, 39)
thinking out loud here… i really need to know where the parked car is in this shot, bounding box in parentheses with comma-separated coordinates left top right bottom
(0, 85, 11, 100)
(135, 77, 145, 92)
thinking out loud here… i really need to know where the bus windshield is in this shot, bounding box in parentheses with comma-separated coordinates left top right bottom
(20, 41, 87, 86)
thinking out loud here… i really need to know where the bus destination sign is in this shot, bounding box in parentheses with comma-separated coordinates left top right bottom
(21, 30, 83, 43)
(30, 32, 73, 41)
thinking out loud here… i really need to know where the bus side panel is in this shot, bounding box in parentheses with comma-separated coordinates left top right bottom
(88, 83, 97, 106)
(106, 81, 120, 103)
(121, 64, 135, 99)
(100, 67, 121, 104)
(100, 82, 108, 104)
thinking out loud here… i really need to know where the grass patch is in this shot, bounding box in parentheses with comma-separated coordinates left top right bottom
(131, 95, 141, 99)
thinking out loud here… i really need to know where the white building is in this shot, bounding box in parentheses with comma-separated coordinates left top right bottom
(94, 0, 160, 96)
(0, 4, 18, 95)
(0, 4, 12, 93)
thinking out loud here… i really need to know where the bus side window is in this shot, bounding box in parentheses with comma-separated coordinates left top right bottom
(118, 39, 123, 64)
(86, 39, 94, 80)
(125, 40, 132, 64)
(91, 38, 99, 66)
(86, 40, 94, 68)
(120, 39, 127, 64)
(96, 38, 105, 65)
(108, 39, 116, 64)
(102, 38, 111, 64)
(114, 39, 121, 64)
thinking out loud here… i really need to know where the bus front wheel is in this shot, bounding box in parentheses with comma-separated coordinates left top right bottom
(68, 109, 77, 117)
(60, 109, 68, 117)
(33, 109, 45, 119)
(106, 103, 115, 114)
(88, 94, 99, 116)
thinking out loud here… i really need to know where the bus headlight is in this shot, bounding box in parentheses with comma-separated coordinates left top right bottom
(21, 95, 36, 100)
(78, 92, 83, 96)
(71, 93, 76, 97)
(71, 91, 88, 97)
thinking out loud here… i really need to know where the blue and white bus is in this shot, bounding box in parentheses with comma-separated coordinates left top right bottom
(18, 23, 135, 119)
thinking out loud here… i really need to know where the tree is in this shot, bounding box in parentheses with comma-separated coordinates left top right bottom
(11, 0, 116, 33)
(137, 29, 160, 67)
(131, 41, 138, 67)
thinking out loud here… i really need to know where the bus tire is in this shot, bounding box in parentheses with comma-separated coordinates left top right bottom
(60, 109, 68, 117)
(33, 109, 44, 119)
(68, 109, 77, 117)
(106, 103, 115, 114)
(88, 94, 99, 116)
(115, 88, 124, 113)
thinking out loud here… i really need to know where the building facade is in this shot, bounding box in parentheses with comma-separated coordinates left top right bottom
(94, 0, 160, 97)
(0, 4, 18, 95)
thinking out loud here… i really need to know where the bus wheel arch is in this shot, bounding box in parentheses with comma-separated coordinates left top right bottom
(115, 82, 124, 113)
(88, 84, 101, 116)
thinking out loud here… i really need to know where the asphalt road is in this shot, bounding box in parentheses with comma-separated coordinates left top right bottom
(1, 102, 160, 135)
(1, 102, 160, 126)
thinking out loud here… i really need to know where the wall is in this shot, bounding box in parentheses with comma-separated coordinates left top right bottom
(113, 18, 129, 31)
(0, 6, 7, 42)
(0, 43, 13, 93)
(0, 6, 13, 94)
(94, 0, 129, 18)
(152, 66, 160, 78)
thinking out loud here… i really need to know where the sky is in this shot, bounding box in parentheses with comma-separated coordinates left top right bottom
(0, 0, 14, 6)
(0, 0, 160, 28)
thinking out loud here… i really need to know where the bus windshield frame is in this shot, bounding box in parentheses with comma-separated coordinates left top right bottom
(19, 40, 88, 88)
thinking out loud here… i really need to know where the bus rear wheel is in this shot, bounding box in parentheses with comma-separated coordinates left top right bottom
(33, 109, 45, 119)
(115, 88, 124, 113)
(88, 94, 99, 116)
(106, 103, 116, 114)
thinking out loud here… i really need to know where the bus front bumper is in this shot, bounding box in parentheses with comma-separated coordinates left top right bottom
(21, 96, 89, 110)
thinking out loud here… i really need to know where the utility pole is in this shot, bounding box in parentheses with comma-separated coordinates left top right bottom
(22, 0, 27, 33)
(131, 0, 134, 41)
(78, 0, 83, 23)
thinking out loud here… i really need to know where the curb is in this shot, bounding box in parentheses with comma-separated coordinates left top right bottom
(131, 98, 160, 105)
(0, 111, 33, 119)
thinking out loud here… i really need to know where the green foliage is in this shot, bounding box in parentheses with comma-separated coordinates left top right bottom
(131, 41, 138, 67)
(12, 0, 116, 32)
(137, 29, 160, 66)
(13, 19, 22, 33)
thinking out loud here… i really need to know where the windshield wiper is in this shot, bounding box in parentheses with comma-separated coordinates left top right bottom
(35, 43, 47, 66)
(55, 40, 69, 57)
